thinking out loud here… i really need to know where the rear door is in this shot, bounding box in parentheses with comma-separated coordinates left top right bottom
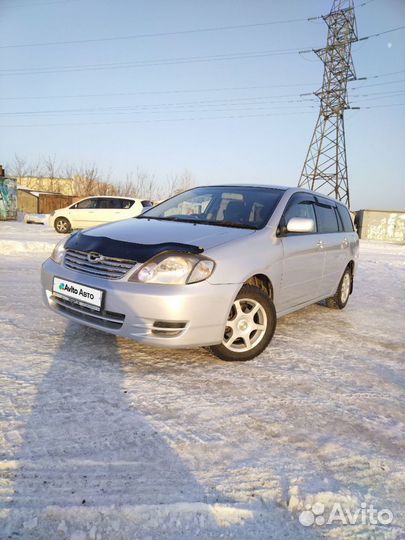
(278, 193, 325, 311)
(314, 197, 349, 297)
(95, 197, 124, 224)
(99, 197, 140, 223)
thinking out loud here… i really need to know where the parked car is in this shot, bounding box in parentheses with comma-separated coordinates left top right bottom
(41, 185, 359, 361)
(50, 196, 153, 233)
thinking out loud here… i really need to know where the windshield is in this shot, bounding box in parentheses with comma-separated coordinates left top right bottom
(139, 186, 284, 229)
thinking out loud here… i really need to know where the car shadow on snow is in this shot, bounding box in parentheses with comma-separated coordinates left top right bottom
(2, 322, 320, 540)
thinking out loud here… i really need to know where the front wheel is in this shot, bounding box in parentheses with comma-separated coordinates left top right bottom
(208, 284, 277, 361)
(54, 217, 71, 234)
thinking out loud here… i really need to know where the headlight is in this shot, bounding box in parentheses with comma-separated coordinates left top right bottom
(130, 253, 215, 285)
(50, 238, 67, 264)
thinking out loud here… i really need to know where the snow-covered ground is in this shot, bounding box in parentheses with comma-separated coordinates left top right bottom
(0, 221, 404, 540)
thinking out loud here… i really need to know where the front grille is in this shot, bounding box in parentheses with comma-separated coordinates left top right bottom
(64, 249, 136, 280)
(53, 295, 125, 330)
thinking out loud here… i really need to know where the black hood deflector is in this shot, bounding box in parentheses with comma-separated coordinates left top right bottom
(65, 232, 204, 263)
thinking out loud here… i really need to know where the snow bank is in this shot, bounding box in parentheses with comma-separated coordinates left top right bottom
(0, 221, 60, 256)
(0, 239, 55, 256)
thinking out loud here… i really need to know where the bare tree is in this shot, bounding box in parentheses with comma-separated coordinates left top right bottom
(165, 170, 195, 198)
(40, 154, 63, 192)
(8, 154, 41, 180)
(115, 168, 157, 200)
(6, 154, 194, 201)
(69, 165, 101, 197)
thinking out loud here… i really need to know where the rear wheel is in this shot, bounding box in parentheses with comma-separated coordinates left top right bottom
(325, 267, 352, 309)
(54, 217, 71, 234)
(208, 284, 276, 361)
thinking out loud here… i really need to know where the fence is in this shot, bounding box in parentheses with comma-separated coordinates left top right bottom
(38, 194, 73, 214)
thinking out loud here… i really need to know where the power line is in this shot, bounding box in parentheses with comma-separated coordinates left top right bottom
(0, 46, 305, 76)
(355, 102, 404, 109)
(0, 0, 376, 48)
(0, 16, 318, 49)
(357, 25, 405, 42)
(351, 78, 404, 90)
(0, 110, 317, 129)
(2, 89, 402, 117)
(0, 72, 401, 103)
(0, 82, 319, 101)
(0, 103, 402, 130)
(1, 0, 81, 8)
(0, 100, 318, 117)
(2, 25, 402, 77)
(298, 25, 404, 54)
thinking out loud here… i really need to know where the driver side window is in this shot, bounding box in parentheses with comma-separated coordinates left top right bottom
(74, 198, 98, 210)
(280, 196, 317, 234)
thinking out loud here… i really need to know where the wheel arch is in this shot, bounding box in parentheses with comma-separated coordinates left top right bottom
(244, 273, 274, 299)
(347, 260, 355, 293)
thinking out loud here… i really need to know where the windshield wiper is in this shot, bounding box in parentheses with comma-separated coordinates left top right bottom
(205, 221, 258, 230)
(137, 215, 170, 221)
(138, 215, 257, 229)
(138, 215, 203, 224)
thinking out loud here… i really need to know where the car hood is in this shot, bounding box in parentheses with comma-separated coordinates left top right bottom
(83, 217, 255, 250)
(64, 217, 257, 262)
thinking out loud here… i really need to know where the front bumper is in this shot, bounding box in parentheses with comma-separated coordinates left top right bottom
(41, 258, 239, 348)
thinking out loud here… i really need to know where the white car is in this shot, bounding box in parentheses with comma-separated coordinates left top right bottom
(50, 196, 153, 233)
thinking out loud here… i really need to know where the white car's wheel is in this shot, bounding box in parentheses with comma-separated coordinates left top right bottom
(54, 217, 71, 234)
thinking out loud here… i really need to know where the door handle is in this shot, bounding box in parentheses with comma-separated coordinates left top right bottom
(316, 240, 324, 248)
(341, 238, 349, 248)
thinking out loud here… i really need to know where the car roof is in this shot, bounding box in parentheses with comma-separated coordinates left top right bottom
(81, 195, 137, 200)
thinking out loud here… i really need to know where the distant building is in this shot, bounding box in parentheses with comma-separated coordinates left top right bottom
(16, 176, 75, 196)
(354, 210, 405, 244)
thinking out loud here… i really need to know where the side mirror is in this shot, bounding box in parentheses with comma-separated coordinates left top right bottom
(286, 217, 315, 233)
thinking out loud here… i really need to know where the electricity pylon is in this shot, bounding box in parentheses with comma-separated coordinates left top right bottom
(298, 0, 358, 208)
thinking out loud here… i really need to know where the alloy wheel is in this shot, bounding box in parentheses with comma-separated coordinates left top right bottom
(223, 298, 267, 352)
(341, 272, 351, 303)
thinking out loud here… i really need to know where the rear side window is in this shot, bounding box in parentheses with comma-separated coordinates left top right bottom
(121, 199, 134, 209)
(315, 203, 339, 233)
(141, 200, 153, 208)
(337, 205, 354, 232)
(97, 198, 118, 209)
(96, 198, 134, 209)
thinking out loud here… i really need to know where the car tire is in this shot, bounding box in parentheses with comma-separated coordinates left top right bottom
(54, 217, 71, 234)
(325, 267, 352, 309)
(208, 284, 277, 361)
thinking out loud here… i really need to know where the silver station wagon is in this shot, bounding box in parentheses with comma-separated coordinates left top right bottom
(41, 185, 359, 361)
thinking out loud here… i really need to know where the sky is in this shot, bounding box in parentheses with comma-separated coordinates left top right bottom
(0, 0, 403, 210)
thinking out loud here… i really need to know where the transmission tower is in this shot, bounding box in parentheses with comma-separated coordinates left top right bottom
(298, 0, 358, 208)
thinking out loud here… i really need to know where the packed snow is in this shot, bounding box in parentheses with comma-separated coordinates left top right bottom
(0, 221, 404, 539)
